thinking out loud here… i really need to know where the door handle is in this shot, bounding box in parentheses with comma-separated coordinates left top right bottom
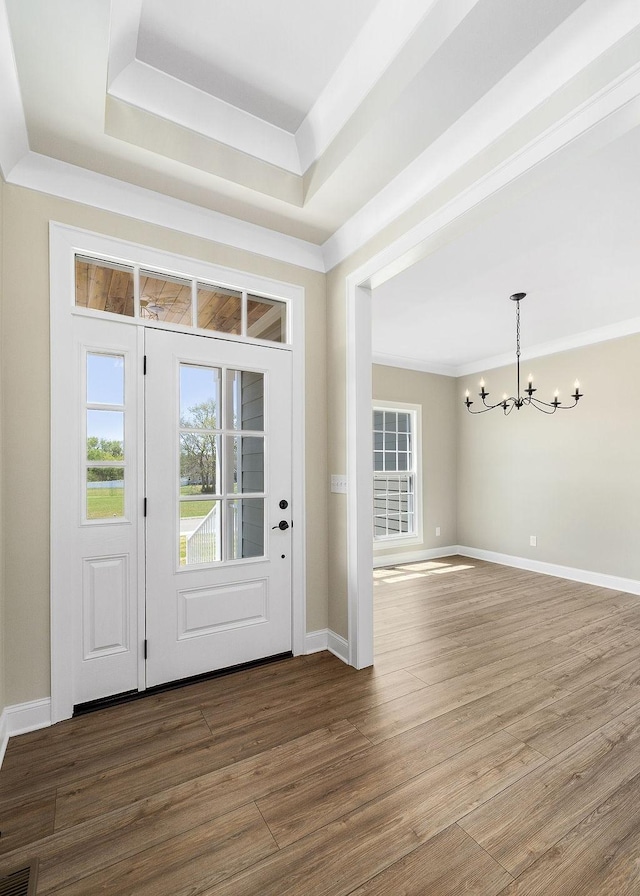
(272, 520, 290, 531)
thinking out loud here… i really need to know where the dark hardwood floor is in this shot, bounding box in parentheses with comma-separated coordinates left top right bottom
(2, 556, 640, 894)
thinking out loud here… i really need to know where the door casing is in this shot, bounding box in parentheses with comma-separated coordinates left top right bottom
(50, 223, 307, 722)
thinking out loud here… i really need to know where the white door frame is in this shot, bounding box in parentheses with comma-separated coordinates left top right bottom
(50, 222, 306, 722)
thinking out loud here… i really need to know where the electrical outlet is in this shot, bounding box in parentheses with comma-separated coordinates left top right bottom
(331, 474, 347, 494)
(530, 535, 537, 547)
(435, 527, 441, 536)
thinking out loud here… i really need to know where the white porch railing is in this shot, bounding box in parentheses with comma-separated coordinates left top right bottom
(185, 503, 220, 564)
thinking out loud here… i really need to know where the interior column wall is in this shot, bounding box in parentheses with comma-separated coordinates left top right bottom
(0, 175, 5, 719)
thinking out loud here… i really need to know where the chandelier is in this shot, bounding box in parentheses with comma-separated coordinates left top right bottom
(464, 293, 583, 415)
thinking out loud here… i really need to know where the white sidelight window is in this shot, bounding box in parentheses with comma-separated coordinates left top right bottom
(373, 403, 421, 543)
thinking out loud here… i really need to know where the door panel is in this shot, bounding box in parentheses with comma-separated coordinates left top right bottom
(70, 316, 142, 704)
(144, 328, 292, 687)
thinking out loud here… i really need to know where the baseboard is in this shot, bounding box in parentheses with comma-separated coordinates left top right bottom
(373, 546, 460, 569)
(0, 698, 52, 769)
(458, 546, 640, 595)
(0, 710, 8, 768)
(305, 629, 329, 654)
(305, 629, 350, 665)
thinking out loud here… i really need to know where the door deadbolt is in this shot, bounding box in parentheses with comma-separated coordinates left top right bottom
(279, 499, 289, 510)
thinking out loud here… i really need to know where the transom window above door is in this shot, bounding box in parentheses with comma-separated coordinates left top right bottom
(75, 255, 288, 344)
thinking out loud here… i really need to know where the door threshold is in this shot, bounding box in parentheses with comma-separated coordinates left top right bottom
(73, 651, 293, 716)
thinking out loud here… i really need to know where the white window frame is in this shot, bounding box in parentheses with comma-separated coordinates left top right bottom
(372, 400, 422, 550)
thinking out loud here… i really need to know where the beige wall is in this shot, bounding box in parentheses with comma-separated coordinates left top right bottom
(373, 364, 457, 558)
(1, 183, 328, 706)
(458, 335, 640, 579)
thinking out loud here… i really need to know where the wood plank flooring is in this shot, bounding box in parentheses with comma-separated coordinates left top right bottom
(2, 556, 640, 894)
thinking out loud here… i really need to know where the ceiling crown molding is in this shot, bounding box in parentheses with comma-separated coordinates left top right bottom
(7, 153, 326, 272)
(323, 0, 640, 271)
(455, 316, 640, 378)
(0, 0, 28, 179)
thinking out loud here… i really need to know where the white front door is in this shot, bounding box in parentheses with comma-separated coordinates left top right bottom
(144, 328, 292, 687)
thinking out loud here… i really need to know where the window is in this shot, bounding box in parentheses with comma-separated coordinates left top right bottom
(373, 404, 420, 542)
(75, 255, 288, 344)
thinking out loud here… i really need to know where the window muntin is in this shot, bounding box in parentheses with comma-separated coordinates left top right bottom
(74, 255, 288, 345)
(373, 407, 418, 541)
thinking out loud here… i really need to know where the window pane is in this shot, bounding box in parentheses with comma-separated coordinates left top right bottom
(228, 369, 264, 431)
(373, 411, 383, 430)
(197, 285, 242, 334)
(180, 365, 220, 428)
(140, 271, 192, 326)
(86, 468, 124, 519)
(384, 451, 396, 470)
(228, 498, 264, 559)
(87, 410, 124, 461)
(247, 295, 286, 343)
(398, 413, 409, 432)
(87, 353, 124, 405)
(384, 412, 396, 432)
(76, 257, 134, 317)
(384, 432, 397, 450)
(180, 434, 220, 495)
(374, 451, 383, 471)
(181, 499, 220, 566)
(226, 435, 264, 493)
(373, 431, 383, 450)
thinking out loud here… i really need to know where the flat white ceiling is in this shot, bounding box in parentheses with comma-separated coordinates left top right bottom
(372, 122, 640, 372)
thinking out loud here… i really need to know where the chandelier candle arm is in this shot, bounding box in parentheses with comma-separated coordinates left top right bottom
(463, 293, 583, 415)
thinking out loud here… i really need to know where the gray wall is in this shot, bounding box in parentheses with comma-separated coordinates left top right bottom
(457, 335, 640, 579)
(372, 364, 457, 560)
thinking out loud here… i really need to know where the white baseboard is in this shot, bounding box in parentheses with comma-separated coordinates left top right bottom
(373, 546, 459, 569)
(305, 629, 350, 665)
(0, 711, 8, 768)
(327, 630, 349, 664)
(305, 629, 329, 654)
(0, 697, 52, 769)
(458, 546, 640, 595)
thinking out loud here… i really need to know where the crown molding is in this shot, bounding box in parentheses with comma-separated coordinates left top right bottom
(372, 352, 457, 377)
(109, 60, 302, 175)
(6, 153, 326, 272)
(455, 316, 640, 377)
(0, 0, 29, 179)
(324, 0, 640, 271)
(295, 0, 446, 172)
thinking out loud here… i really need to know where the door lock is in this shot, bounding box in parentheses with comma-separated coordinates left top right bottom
(279, 499, 289, 510)
(272, 520, 290, 531)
